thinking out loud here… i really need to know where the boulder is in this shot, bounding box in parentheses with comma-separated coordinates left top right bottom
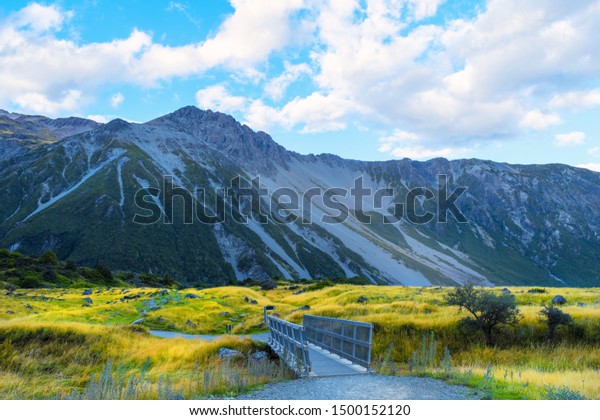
(500, 288, 511, 295)
(250, 351, 268, 361)
(249, 299, 258, 305)
(552, 295, 567, 305)
(357, 296, 369, 304)
(292, 305, 311, 312)
(186, 319, 196, 328)
(219, 348, 242, 359)
(82, 289, 93, 296)
(184, 293, 199, 299)
(244, 296, 250, 302)
(159, 289, 169, 296)
(82, 298, 93, 305)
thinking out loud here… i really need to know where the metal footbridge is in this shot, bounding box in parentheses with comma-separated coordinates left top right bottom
(264, 306, 373, 377)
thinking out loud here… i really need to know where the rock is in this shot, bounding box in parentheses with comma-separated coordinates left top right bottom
(156, 317, 168, 323)
(82, 289, 93, 296)
(577, 302, 586, 307)
(219, 348, 242, 359)
(288, 285, 300, 291)
(244, 296, 250, 302)
(168, 323, 175, 328)
(357, 296, 369, 304)
(293, 288, 307, 295)
(552, 295, 567, 305)
(186, 319, 196, 328)
(6, 310, 15, 314)
(82, 297, 93, 304)
(250, 351, 268, 361)
(272, 312, 281, 318)
(292, 305, 311, 312)
(218, 312, 231, 316)
(500, 288, 511, 295)
(159, 289, 169, 296)
(249, 299, 258, 305)
(432, 299, 440, 305)
(184, 293, 200, 299)
(131, 318, 145, 325)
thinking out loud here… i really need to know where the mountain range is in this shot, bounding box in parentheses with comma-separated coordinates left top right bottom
(1, 106, 599, 287)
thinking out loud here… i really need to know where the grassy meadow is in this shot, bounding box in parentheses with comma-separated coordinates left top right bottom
(1, 284, 599, 399)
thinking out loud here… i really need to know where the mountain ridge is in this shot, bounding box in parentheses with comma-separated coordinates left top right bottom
(1, 106, 599, 287)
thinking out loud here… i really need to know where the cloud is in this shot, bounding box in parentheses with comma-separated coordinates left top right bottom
(520, 110, 561, 131)
(384, 144, 473, 160)
(554, 131, 586, 147)
(550, 89, 600, 110)
(110, 92, 124, 108)
(588, 146, 600, 158)
(576, 163, 600, 172)
(244, 92, 361, 133)
(264, 62, 312, 101)
(195, 85, 247, 113)
(13, 3, 69, 32)
(13, 89, 83, 115)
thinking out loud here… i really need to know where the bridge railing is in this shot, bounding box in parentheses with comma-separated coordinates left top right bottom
(265, 315, 311, 376)
(303, 314, 373, 369)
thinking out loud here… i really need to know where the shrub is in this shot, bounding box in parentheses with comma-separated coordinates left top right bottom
(41, 250, 58, 266)
(539, 305, 573, 342)
(446, 284, 521, 346)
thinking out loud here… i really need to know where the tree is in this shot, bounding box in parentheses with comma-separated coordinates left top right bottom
(540, 305, 573, 342)
(40, 250, 58, 266)
(446, 284, 521, 345)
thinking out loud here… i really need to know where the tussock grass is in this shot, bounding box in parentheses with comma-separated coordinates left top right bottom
(1, 284, 599, 399)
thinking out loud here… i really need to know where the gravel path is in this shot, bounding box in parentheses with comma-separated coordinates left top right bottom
(237, 374, 481, 400)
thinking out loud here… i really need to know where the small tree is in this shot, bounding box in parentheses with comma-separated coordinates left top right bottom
(540, 305, 573, 342)
(40, 250, 58, 266)
(446, 284, 521, 346)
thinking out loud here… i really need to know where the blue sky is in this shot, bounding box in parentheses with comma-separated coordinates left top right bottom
(1, 1, 599, 170)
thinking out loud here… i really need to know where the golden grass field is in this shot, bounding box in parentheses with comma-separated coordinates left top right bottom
(1, 284, 599, 399)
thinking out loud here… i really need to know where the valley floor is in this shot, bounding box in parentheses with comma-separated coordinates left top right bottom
(1, 284, 599, 399)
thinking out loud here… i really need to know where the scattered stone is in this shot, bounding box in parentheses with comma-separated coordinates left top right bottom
(131, 318, 145, 325)
(82, 289, 93, 295)
(552, 295, 567, 305)
(219, 348, 242, 359)
(293, 288, 307, 295)
(577, 302, 586, 307)
(82, 297, 93, 305)
(184, 293, 199, 299)
(218, 312, 231, 316)
(186, 319, 196, 328)
(122, 293, 142, 301)
(357, 296, 369, 304)
(249, 299, 258, 305)
(250, 351, 268, 361)
(500, 288, 511, 295)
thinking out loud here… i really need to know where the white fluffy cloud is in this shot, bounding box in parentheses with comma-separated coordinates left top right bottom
(110, 93, 124, 108)
(577, 163, 600, 172)
(195, 85, 247, 113)
(554, 132, 586, 147)
(2, 0, 600, 160)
